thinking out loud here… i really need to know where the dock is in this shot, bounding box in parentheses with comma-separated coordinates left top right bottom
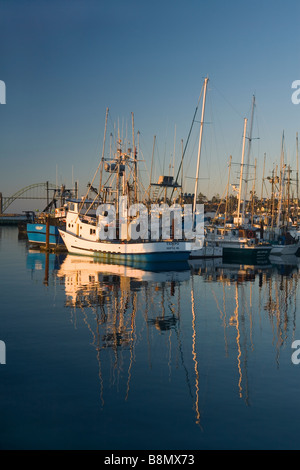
(0, 214, 31, 225)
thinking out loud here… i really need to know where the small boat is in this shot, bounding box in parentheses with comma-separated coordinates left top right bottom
(26, 185, 75, 249)
(205, 225, 272, 263)
(263, 229, 300, 256)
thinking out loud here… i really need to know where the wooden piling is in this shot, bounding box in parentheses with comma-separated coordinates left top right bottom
(45, 214, 50, 251)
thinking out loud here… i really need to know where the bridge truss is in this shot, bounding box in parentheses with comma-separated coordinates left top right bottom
(0, 182, 73, 213)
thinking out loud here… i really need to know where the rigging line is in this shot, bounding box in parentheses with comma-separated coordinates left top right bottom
(170, 83, 205, 199)
(211, 81, 244, 119)
(208, 92, 225, 193)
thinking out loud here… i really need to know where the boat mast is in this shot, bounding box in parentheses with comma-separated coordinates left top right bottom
(224, 155, 232, 226)
(236, 118, 248, 225)
(132, 112, 138, 203)
(277, 132, 285, 228)
(99, 107, 109, 198)
(260, 152, 266, 204)
(296, 132, 299, 225)
(251, 158, 257, 226)
(148, 135, 156, 202)
(242, 95, 255, 220)
(193, 76, 208, 228)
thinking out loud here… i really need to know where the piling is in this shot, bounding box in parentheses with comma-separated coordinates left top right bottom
(45, 214, 50, 251)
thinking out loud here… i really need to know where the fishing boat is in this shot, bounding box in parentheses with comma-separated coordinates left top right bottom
(205, 224, 272, 263)
(59, 200, 191, 262)
(58, 111, 191, 263)
(27, 209, 66, 248)
(262, 132, 300, 256)
(26, 184, 76, 249)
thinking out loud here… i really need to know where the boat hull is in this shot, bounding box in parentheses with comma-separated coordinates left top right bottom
(189, 245, 223, 259)
(27, 223, 64, 247)
(58, 229, 191, 263)
(222, 245, 272, 263)
(270, 243, 300, 256)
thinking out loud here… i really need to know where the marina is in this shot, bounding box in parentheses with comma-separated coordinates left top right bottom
(2, 0, 300, 452)
(1, 225, 300, 449)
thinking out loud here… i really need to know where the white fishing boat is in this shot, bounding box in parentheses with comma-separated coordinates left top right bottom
(58, 111, 191, 263)
(59, 205, 191, 263)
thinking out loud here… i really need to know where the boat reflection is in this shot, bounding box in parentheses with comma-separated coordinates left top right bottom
(190, 256, 300, 406)
(55, 254, 192, 406)
(25, 249, 300, 425)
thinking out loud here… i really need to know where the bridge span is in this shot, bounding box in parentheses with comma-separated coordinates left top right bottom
(0, 181, 78, 214)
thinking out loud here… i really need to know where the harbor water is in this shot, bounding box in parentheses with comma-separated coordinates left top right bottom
(1, 225, 300, 450)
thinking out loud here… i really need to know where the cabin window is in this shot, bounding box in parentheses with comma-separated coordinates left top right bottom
(90, 228, 96, 235)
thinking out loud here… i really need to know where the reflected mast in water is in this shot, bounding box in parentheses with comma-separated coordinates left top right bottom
(56, 255, 192, 407)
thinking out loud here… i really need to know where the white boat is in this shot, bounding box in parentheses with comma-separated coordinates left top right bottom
(269, 242, 300, 256)
(59, 210, 191, 263)
(205, 225, 272, 262)
(58, 114, 191, 264)
(189, 237, 223, 258)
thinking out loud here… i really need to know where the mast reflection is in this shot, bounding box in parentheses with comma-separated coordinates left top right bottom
(189, 256, 300, 406)
(56, 255, 191, 406)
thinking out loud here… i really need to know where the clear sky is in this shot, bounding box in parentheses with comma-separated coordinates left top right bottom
(1, 0, 300, 212)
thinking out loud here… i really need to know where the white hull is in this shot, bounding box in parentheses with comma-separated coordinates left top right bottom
(189, 245, 223, 259)
(270, 243, 300, 256)
(58, 229, 191, 262)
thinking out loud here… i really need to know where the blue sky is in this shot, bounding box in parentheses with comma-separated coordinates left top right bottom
(1, 0, 300, 211)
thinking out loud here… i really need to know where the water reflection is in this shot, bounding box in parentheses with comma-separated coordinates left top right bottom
(54, 255, 191, 406)
(26, 250, 300, 427)
(190, 256, 300, 407)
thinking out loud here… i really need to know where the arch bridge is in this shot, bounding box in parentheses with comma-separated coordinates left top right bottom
(0, 182, 77, 214)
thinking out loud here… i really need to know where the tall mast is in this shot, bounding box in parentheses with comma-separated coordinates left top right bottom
(131, 112, 137, 203)
(148, 135, 156, 202)
(173, 124, 176, 178)
(296, 132, 299, 225)
(242, 95, 255, 220)
(237, 118, 248, 225)
(99, 107, 109, 197)
(224, 155, 232, 226)
(260, 152, 266, 203)
(251, 158, 257, 226)
(277, 131, 285, 228)
(193, 76, 208, 227)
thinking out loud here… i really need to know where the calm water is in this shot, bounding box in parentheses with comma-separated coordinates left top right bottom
(1, 226, 300, 450)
